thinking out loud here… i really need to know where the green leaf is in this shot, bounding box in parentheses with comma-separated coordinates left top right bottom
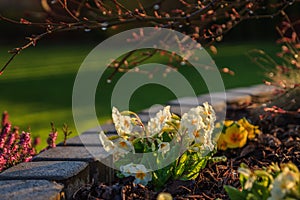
(245, 193, 259, 200)
(210, 156, 227, 163)
(107, 135, 119, 140)
(183, 157, 207, 180)
(132, 140, 144, 153)
(161, 132, 172, 142)
(224, 185, 247, 200)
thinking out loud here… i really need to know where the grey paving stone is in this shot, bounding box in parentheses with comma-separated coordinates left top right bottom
(199, 92, 251, 105)
(32, 146, 107, 162)
(85, 123, 116, 133)
(169, 104, 197, 116)
(32, 146, 115, 184)
(169, 93, 228, 106)
(0, 161, 89, 199)
(168, 96, 201, 106)
(0, 161, 88, 181)
(0, 180, 64, 200)
(139, 104, 165, 117)
(227, 84, 277, 102)
(245, 84, 276, 96)
(58, 132, 101, 146)
(168, 97, 226, 114)
(137, 113, 151, 123)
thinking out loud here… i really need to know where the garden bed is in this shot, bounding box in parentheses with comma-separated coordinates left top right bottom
(1, 84, 299, 200)
(72, 90, 300, 200)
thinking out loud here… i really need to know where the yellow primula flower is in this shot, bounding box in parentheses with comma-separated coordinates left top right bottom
(217, 118, 261, 150)
(222, 122, 248, 149)
(238, 118, 261, 140)
(217, 133, 228, 150)
(224, 120, 234, 127)
(157, 193, 173, 200)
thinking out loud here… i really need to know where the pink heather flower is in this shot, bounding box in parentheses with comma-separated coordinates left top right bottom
(0, 113, 37, 172)
(23, 156, 32, 162)
(4, 131, 17, 152)
(47, 131, 58, 148)
(0, 124, 11, 149)
(0, 155, 6, 171)
(18, 131, 35, 161)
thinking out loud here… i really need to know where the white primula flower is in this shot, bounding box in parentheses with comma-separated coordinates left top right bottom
(158, 142, 170, 155)
(99, 131, 115, 153)
(238, 167, 255, 190)
(268, 167, 299, 200)
(180, 103, 216, 151)
(115, 138, 135, 153)
(99, 132, 133, 161)
(120, 163, 152, 185)
(201, 102, 216, 148)
(180, 106, 205, 141)
(112, 107, 133, 137)
(147, 106, 171, 137)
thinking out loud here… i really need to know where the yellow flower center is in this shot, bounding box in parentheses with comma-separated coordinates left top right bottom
(194, 130, 200, 138)
(124, 120, 130, 128)
(136, 171, 146, 180)
(159, 116, 165, 123)
(229, 132, 243, 143)
(119, 141, 127, 148)
(191, 119, 197, 125)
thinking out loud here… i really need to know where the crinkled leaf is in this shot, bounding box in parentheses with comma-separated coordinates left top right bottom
(224, 185, 247, 200)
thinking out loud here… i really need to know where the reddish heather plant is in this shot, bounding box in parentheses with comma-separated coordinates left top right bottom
(0, 113, 72, 172)
(43, 122, 58, 151)
(0, 113, 35, 172)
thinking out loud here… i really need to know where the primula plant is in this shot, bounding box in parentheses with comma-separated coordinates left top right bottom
(217, 118, 261, 151)
(99, 102, 222, 188)
(225, 162, 300, 200)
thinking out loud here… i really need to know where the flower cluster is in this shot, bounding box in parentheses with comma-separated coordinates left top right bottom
(99, 102, 217, 187)
(0, 112, 35, 172)
(225, 162, 300, 200)
(217, 118, 261, 151)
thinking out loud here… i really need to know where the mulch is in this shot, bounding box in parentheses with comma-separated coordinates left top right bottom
(73, 107, 300, 200)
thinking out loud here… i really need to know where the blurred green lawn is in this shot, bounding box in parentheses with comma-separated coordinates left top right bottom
(0, 41, 280, 151)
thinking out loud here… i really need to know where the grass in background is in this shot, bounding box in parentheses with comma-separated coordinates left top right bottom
(0, 41, 280, 151)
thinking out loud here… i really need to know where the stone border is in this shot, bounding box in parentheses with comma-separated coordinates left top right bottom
(0, 84, 276, 200)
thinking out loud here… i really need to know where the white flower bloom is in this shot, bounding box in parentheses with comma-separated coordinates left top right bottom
(99, 132, 133, 161)
(201, 103, 216, 149)
(115, 138, 135, 153)
(158, 142, 170, 155)
(147, 106, 171, 136)
(99, 131, 115, 153)
(120, 163, 152, 185)
(120, 163, 133, 177)
(180, 107, 205, 140)
(268, 167, 299, 200)
(112, 107, 133, 137)
(180, 103, 216, 151)
(238, 168, 255, 190)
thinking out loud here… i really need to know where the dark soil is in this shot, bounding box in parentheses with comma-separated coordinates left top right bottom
(73, 107, 300, 200)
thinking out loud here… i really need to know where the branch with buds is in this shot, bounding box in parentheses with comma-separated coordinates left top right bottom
(0, 0, 298, 78)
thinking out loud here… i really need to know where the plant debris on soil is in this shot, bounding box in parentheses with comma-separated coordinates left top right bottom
(73, 107, 300, 200)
